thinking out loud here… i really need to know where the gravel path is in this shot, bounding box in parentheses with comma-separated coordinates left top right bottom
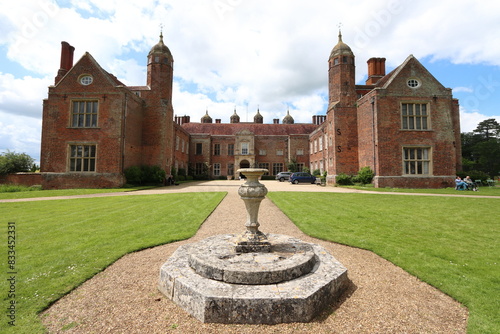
(40, 181, 468, 333)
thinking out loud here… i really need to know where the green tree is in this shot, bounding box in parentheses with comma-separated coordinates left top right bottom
(287, 158, 298, 172)
(461, 132, 483, 163)
(473, 118, 500, 140)
(0, 151, 35, 174)
(357, 166, 375, 184)
(475, 139, 500, 177)
(462, 119, 500, 177)
(124, 165, 166, 185)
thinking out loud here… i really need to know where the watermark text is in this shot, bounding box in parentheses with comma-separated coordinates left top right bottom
(6, 222, 17, 327)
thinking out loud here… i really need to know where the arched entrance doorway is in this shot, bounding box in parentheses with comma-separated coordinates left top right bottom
(239, 160, 250, 179)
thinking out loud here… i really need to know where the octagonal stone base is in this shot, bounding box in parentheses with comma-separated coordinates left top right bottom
(158, 234, 349, 324)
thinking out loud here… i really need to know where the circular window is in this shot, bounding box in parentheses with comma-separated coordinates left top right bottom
(407, 79, 419, 88)
(79, 75, 93, 85)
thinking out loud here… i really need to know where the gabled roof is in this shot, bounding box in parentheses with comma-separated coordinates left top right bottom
(55, 52, 126, 88)
(375, 54, 447, 90)
(182, 122, 318, 136)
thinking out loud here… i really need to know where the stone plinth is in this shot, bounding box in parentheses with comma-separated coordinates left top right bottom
(188, 234, 317, 285)
(158, 234, 349, 324)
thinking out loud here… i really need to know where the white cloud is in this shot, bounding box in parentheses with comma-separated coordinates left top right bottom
(0, 73, 49, 118)
(453, 87, 474, 93)
(107, 58, 145, 86)
(0, 113, 41, 162)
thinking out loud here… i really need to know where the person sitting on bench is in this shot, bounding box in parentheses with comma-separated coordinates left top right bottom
(455, 176, 467, 190)
(463, 175, 477, 191)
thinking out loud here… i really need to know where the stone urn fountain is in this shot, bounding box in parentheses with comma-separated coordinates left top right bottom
(158, 169, 348, 324)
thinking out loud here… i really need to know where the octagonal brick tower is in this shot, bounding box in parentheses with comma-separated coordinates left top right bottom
(141, 33, 175, 170)
(326, 31, 359, 178)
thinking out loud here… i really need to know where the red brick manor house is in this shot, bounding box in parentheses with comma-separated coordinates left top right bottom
(39, 32, 461, 189)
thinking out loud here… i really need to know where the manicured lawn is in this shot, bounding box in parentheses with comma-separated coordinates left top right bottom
(267, 192, 500, 334)
(0, 192, 225, 333)
(344, 184, 500, 196)
(0, 186, 154, 200)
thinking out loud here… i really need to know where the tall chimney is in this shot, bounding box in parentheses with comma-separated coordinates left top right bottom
(55, 41, 75, 84)
(312, 115, 326, 125)
(366, 57, 386, 85)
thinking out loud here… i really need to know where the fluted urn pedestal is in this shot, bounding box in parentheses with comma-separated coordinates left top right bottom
(235, 168, 271, 253)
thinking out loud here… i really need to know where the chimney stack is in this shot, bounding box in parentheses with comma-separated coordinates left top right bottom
(174, 115, 191, 125)
(55, 41, 75, 84)
(215, 119, 221, 124)
(273, 118, 280, 124)
(312, 115, 326, 125)
(366, 57, 386, 85)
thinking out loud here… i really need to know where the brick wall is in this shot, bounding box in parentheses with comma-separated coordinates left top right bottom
(209, 136, 236, 177)
(41, 173, 125, 189)
(374, 176, 454, 189)
(289, 135, 310, 166)
(309, 126, 327, 173)
(173, 124, 190, 174)
(327, 105, 360, 176)
(0, 173, 43, 187)
(123, 94, 144, 170)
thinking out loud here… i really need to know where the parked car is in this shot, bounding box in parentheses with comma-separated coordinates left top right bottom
(275, 172, 292, 182)
(289, 172, 316, 184)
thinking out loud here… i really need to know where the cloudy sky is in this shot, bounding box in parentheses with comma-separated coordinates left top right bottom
(1, 0, 499, 163)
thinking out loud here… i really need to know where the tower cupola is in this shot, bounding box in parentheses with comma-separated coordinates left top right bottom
(230, 108, 240, 123)
(146, 32, 174, 98)
(329, 30, 354, 60)
(148, 32, 173, 64)
(201, 110, 213, 123)
(254, 108, 263, 123)
(282, 109, 294, 124)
